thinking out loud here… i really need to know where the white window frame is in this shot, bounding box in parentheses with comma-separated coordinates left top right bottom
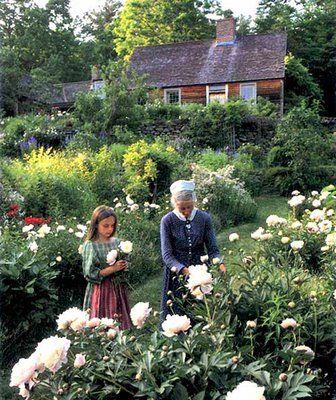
(240, 82, 257, 102)
(206, 84, 229, 105)
(164, 88, 181, 105)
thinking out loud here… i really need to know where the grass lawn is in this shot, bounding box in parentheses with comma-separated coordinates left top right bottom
(130, 195, 289, 309)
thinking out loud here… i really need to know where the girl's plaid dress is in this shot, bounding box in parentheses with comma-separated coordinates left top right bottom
(82, 238, 131, 329)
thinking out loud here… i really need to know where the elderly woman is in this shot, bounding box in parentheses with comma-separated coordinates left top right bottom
(160, 180, 225, 322)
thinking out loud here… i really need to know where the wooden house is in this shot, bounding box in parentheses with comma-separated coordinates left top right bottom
(130, 18, 287, 113)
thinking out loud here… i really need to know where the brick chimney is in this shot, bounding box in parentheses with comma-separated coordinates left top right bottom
(216, 18, 236, 45)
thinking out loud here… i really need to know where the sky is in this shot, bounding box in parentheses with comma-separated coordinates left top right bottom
(35, 0, 260, 19)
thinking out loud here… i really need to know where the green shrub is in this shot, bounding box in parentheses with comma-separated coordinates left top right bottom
(0, 232, 59, 366)
(267, 103, 334, 194)
(192, 163, 257, 228)
(3, 148, 97, 218)
(123, 139, 181, 202)
(73, 91, 106, 134)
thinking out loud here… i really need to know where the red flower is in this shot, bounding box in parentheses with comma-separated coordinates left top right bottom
(6, 203, 19, 217)
(24, 216, 51, 225)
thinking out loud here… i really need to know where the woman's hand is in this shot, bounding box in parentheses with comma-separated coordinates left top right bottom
(219, 263, 227, 273)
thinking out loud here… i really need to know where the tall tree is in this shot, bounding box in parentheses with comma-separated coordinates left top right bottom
(255, 0, 336, 116)
(113, 0, 223, 60)
(80, 0, 121, 68)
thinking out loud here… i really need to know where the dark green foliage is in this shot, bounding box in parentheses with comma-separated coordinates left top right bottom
(266, 102, 335, 194)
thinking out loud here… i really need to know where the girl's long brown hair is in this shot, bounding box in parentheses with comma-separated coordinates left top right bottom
(86, 205, 118, 241)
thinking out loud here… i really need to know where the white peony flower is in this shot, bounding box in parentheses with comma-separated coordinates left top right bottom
(326, 232, 336, 247)
(126, 195, 134, 205)
(76, 224, 87, 232)
(119, 240, 133, 254)
(246, 320, 257, 329)
(101, 318, 118, 329)
(251, 227, 265, 240)
(130, 204, 139, 212)
(28, 241, 38, 252)
(281, 236, 290, 244)
(312, 199, 321, 208)
(68, 228, 74, 233)
(10, 355, 38, 387)
(326, 209, 334, 217)
(87, 318, 101, 328)
(130, 302, 152, 329)
(56, 225, 66, 232)
(318, 220, 332, 233)
(22, 224, 34, 233)
(162, 314, 191, 337)
(186, 264, 213, 297)
(56, 256, 62, 262)
(75, 231, 85, 238)
(212, 257, 220, 265)
(280, 318, 297, 329)
(260, 233, 273, 241)
(107, 328, 118, 339)
(226, 381, 265, 400)
(266, 215, 287, 226)
(56, 307, 88, 331)
(37, 224, 51, 238)
(74, 353, 86, 368)
(291, 221, 302, 229)
(288, 195, 305, 207)
(290, 240, 304, 251)
(306, 222, 319, 233)
(200, 254, 209, 263)
(34, 336, 71, 373)
(321, 245, 330, 252)
(310, 209, 325, 222)
(311, 191, 319, 196)
(229, 233, 239, 242)
(292, 190, 300, 196)
(115, 202, 122, 208)
(106, 249, 118, 265)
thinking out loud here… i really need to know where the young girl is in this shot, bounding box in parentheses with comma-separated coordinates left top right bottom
(82, 205, 131, 329)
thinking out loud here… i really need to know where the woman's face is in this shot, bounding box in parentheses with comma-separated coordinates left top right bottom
(176, 200, 194, 218)
(97, 216, 116, 240)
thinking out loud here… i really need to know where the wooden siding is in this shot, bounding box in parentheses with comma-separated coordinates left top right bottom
(181, 85, 206, 104)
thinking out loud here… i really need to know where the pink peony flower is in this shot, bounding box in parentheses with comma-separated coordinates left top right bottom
(280, 318, 297, 329)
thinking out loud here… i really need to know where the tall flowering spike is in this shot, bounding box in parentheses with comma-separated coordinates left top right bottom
(130, 302, 152, 328)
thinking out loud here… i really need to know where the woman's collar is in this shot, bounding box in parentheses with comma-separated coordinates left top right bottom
(173, 208, 198, 221)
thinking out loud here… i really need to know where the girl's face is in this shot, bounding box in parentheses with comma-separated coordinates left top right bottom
(97, 216, 116, 241)
(176, 200, 194, 218)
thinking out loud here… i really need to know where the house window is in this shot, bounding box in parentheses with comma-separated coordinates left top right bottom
(92, 80, 105, 99)
(240, 83, 256, 101)
(207, 84, 228, 104)
(164, 88, 181, 104)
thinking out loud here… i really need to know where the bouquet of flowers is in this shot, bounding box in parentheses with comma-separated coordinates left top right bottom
(106, 240, 133, 286)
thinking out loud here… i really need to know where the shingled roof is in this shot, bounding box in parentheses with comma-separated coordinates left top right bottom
(46, 81, 92, 106)
(130, 33, 287, 88)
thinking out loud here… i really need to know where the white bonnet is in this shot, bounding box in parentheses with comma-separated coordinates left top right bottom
(170, 180, 195, 195)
